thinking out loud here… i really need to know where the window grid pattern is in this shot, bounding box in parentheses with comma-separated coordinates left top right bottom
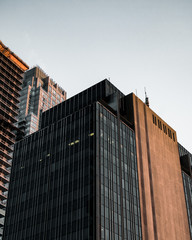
(178, 143, 192, 239)
(4, 105, 96, 240)
(97, 103, 142, 240)
(182, 172, 192, 238)
(41, 79, 124, 129)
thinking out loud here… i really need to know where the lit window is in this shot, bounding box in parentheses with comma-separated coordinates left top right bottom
(88, 133, 94, 136)
(68, 140, 80, 146)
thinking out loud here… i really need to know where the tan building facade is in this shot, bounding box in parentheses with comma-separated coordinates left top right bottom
(131, 93, 190, 240)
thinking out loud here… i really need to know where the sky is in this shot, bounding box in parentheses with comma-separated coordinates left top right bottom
(0, 0, 192, 152)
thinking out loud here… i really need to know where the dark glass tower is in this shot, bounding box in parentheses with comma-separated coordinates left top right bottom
(3, 80, 191, 239)
(178, 143, 192, 239)
(3, 80, 142, 240)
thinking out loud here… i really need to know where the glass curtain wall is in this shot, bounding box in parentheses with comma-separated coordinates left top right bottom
(96, 102, 142, 240)
(4, 104, 96, 240)
(182, 172, 192, 238)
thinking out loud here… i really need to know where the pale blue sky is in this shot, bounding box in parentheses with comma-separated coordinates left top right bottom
(0, 0, 192, 152)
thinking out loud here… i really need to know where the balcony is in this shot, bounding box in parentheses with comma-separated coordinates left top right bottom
(0, 140, 13, 152)
(0, 125, 15, 137)
(0, 217, 4, 227)
(0, 158, 11, 168)
(0, 120, 16, 135)
(0, 76, 20, 97)
(0, 191, 7, 201)
(0, 132, 15, 146)
(0, 63, 22, 83)
(0, 209, 5, 218)
(0, 97, 18, 116)
(0, 90, 19, 110)
(0, 68, 22, 91)
(0, 83, 20, 103)
(0, 200, 6, 209)
(0, 183, 8, 192)
(0, 154, 11, 166)
(0, 96, 19, 112)
(0, 52, 25, 76)
(0, 63, 22, 86)
(0, 106, 17, 123)
(0, 172, 9, 183)
(0, 147, 12, 160)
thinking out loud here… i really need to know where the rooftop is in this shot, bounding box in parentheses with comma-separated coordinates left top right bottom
(0, 41, 29, 71)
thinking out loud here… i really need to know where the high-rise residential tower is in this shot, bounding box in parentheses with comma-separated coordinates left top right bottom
(0, 41, 29, 238)
(3, 80, 191, 240)
(17, 66, 66, 136)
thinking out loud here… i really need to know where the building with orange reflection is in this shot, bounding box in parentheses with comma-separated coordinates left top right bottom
(0, 41, 29, 238)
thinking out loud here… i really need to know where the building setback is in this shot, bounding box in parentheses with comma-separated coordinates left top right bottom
(3, 80, 191, 240)
(0, 41, 29, 238)
(17, 66, 66, 136)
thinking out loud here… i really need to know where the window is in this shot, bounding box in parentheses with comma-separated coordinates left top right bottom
(158, 120, 162, 130)
(168, 129, 172, 139)
(152, 115, 157, 125)
(172, 133, 175, 142)
(163, 124, 167, 134)
(52, 95, 56, 101)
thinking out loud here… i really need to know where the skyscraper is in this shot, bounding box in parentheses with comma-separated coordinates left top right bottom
(17, 66, 66, 136)
(0, 41, 29, 238)
(3, 80, 191, 239)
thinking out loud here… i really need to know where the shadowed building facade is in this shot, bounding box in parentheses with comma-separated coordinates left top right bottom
(3, 80, 191, 240)
(0, 41, 29, 238)
(178, 143, 192, 239)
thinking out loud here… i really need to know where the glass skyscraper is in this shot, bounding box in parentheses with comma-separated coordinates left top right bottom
(17, 66, 66, 136)
(3, 80, 142, 239)
(3, 80, 191, 239)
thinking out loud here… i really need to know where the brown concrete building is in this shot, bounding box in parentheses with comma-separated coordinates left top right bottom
(17, 66, 66, 136)
(0, 41, 29, 238)
(129, 93, 191, 240)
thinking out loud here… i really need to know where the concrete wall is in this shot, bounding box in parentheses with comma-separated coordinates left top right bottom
(132, 93, 190, 240)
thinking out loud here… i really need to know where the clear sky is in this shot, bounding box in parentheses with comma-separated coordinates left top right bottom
(0, 0, 192, 152)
